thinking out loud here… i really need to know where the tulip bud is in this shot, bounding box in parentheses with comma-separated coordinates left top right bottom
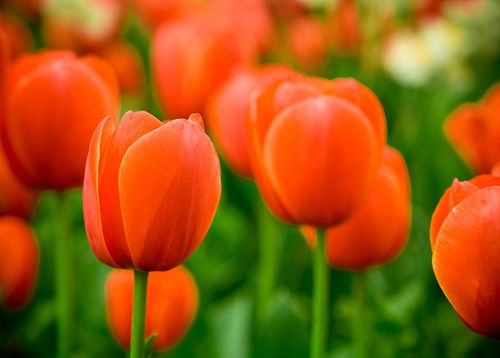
(1, 50, 120, 190)
(431, 174, 500, 338)
(83, 111, 221, 271)
(248, 76, 385, 227)
(106, 267, 198, 352)
(0, 216, 38, 309)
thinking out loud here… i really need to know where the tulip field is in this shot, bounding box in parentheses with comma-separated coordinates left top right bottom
(2, 0, 500, 357)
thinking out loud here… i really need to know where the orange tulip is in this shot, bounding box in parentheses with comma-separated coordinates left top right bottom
(1, 50, 120, 190)
(206, 65, 295, 177)
(431, 174, 500, 338)
(326, 146, 411, 270)
(106, 267, 198, 352)
(248, 76, 386, 226)
(445, 83, 500, 174)
(327, 0, 363, 53)
(83, 111, 221, 271)
(152, 11, 257, 118)
(0, 216, 38, 309)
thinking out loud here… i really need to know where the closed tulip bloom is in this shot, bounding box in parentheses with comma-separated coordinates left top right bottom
(286, 16, 328, 69)
(132, 0, 197, 29)
(1, 51, 120, 190)
(106, 267, 198, 352)
(249, 76, 385, 226)
(152, 14, 256, 118)
(326, 146, 411, 270)
(445, 83, 500, 173)
(206, 65, 295, 177)
(83, 111, 221, 271)
(0, 216, 38, 309)
(431, 174, 500, 337)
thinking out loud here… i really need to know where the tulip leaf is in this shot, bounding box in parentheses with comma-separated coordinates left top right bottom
(145, 331, 158, 358)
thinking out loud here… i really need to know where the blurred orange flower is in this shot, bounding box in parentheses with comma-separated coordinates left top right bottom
(106, 267, 198, 352)
(152, 5, 263, 117)
(431, 174, 500, 338)
(1, 50, 120, 190)
(132, 0, 197, 29)
(445, 83, 500, 174)
(248, 76, 386, 226)
(0, 216, 38, 309)
(286, 16, 328, 69)
(207, 65, 295, 177)
(0, 13, 33, 59)
(83, 111, 221, 271)
(326, 146, 411, 270)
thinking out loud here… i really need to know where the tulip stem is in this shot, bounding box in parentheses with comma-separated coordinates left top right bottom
(256, 201, 280, 328)
(130, 270, 149, 358)
(310, 229, 329, 358)
(353, 272, 367, 358)
(54, 192, 72, 358)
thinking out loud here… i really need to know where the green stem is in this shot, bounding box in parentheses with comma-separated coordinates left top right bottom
(310, 230, 329, 358)
(256, 201, 279, 328)
(54, 192, 72, 358)
(353, 272, 367, 358)
(130, 270, 149, 358)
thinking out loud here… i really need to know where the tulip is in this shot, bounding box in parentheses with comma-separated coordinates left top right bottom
(445, 83, 500, 174)
(431, 174, 500, 338)
(327, 0, 363, 53)
(248, 76, 386, 358)
(0, 216, 38, 309)
(206, 65, 295, 177)
(83, 110, 221, 271)
(248, 76, 385, 227)
(326, 146, 411, 270)
(152, 11, 257, 118)
(106, 267, 198, 352)
(84, 110, 220, 357)
(1, 50, 120, 190)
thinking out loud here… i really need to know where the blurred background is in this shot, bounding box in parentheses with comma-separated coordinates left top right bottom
(1, 0, 500, 357)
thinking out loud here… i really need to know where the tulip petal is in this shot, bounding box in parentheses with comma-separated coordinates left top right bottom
(83, 117, 117, 267)
(327, 146, 410, 270)
(263, 95, 378, 227)
(99, 111, 162, 267)
(248, 78, 317, 222)
(119, 119, 221, 271)
(430, 174, 500, 249)
(433, 186, 500, 338)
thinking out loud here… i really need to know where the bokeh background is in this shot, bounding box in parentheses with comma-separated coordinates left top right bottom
(1, 0, 500, 357)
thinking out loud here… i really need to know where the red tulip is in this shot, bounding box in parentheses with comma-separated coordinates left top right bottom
(1, 50, 120, 190)
(445, 83, 500, 173)
(327, 0, 363, 53)
(248, 76, 386, 226)
(152, 11, 257, 118)
(431, 174, 500, 337)
(206, 65, 295, 177)
(326, 146, 411, 270)
(0, 216, 38, 309)
(106, 267, 198, 352)
(83, 111, 221, 271)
